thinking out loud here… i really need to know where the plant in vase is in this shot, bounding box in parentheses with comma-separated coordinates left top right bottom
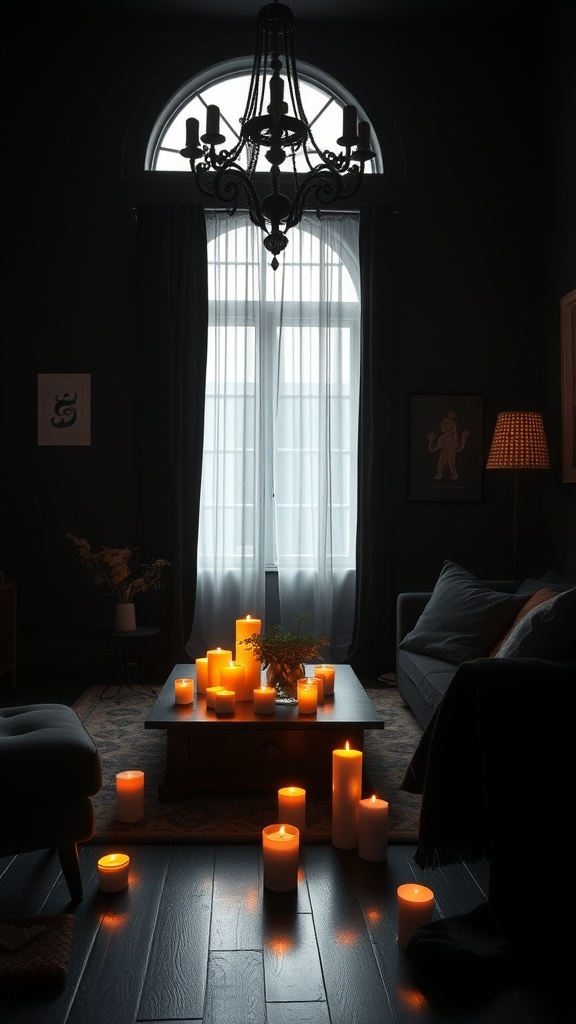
(62, 524, 170, 632)
(238, 613, 329, 703)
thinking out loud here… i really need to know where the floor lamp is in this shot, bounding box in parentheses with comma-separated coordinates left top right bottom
(486, 411, 551, 580)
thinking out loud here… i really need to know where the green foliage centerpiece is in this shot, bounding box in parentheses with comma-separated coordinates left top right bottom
(238, 613, 329, 704)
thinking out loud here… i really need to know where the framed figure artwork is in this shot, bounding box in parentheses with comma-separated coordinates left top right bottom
(561, 288, 576, 483)
(37, 373, 91, 446)
(409, 394, 484, 502)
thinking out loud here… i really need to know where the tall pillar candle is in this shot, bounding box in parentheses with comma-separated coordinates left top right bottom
(315, 664, 335, 696)
(195, 657, 209, 694)
(220, 661, 248, 701)
(397, 884, 435, 948)
(358, 795, 389, 861)
(262, 824, 300, 891)
(116, 770, 144, 823)
(278, 786, 306, 832)
(207, 647, 232, 688)
(332, 744, 363, 849)
(297, 678, 317, 714)
(235, 615, 262, 693)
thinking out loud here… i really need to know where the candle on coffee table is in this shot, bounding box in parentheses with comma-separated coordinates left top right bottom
(254, 684, 275, 714)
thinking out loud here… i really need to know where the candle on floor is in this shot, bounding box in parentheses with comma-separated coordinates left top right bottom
(98, 853, 130, 892)
(116, 769, 144, 823)
(332, 743, 363, 849)
(297, 678, 317, 715)
(262, 824, 300, 891)
(278, 786, 306, 832)
(207, 648, 233, 688)
(312, 673, 324, 705)
(195, 657, 209, 694)
(358, 795, 389, 862)
(174, 677, 194, 705)
(235, 615, 262, 695)
(315, 664, 335, 696)
(206, 684, 224, 709)
(221, 661, 248, 701)
(397, 883, 435, 948)
(214, 688, 236, 715)
(253, 684, 276, 715)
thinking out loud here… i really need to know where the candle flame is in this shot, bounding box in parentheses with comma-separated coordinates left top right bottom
(279, 825, 286, 835)
(345, 741, 350, 751)
(371, 794, 376, 804)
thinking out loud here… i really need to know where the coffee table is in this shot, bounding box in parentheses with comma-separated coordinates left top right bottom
(145, 663, 384, 800)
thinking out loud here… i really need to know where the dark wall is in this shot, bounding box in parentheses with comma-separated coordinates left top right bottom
(1, 0, 574, 677)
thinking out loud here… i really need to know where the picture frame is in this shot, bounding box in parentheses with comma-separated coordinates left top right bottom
(409, 394, 484, 502)
(37, 373, 91, 446)
(561, 288, 576, 483)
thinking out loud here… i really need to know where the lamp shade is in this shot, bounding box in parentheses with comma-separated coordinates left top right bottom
(486, 412, 550, 470)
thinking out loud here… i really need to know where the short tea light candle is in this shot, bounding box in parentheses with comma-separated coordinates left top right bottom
(195, 657, 209, 694)
(174, 677, 194, 705)
(358, 795, 389, 862)
(315, 665, 335, 696)
(116, 770, 144, 823)
(397, 883, 435, 948)
(332, 743, 363, 849)
(297, 678, 317, 715)
(262, 824, 300, 891)
(98, 853, 130, 892)
(221, 661, 248, 701)
(214, 688, 236, 715)
(253, 684, 275, 715)
(235, 615, 262, 694)
(278, 786, 306, 832)
(207, 647, 233, 688)
(206, 684, 223, 709)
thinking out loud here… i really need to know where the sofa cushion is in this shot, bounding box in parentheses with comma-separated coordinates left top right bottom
(516, 571, 575, 596)
(398, 561, 527, 666)
(494, 586, 576, 660)
(489, 587, 558, 656)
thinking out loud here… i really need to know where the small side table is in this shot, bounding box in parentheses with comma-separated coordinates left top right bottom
(93, 626, 160, 702)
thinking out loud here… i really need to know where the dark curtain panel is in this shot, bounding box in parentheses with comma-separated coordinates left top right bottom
(347, 201, 398, 676)
(134, 201, 208, 678)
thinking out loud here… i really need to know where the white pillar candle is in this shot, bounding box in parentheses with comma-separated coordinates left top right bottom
(98, 853, 130, 892)
(315, 664, 335, 696)
(358, 795, 389, 861)
(262, 824, 300, 891)
(116, 770, 144, 823)
(278, 786, 306, 832)
(220, 661, 248, 701)
(297, 678, 317, 715)
(207, 648, 232, 688)
(174, 677, 194, 705)
(332, 744, 363, 849)
(235, 615, 262, 694)
(253, 685, 276, 714)
(312, 673, 324, 705)
(206, 684, 223, 709)
(397, 883, 435, 948)
(195, 657, 209, 694)
(214, 688, 235, 715)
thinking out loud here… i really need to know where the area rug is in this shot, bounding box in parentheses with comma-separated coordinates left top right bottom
(0, 915, 75, 987)
(73, 683, 423, 845)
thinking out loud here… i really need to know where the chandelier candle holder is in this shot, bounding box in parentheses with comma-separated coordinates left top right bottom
(180, 1, 375, 269)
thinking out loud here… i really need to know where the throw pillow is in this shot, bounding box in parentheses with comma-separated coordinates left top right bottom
(516, 572, 575, 596)
(398, 560, 527, 666)
(494, 586, 576, 660)
(489, 588, 558, 656)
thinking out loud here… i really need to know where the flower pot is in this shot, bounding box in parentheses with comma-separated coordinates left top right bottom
(115, 602, 136, 633)
(266, 661, 305, 705)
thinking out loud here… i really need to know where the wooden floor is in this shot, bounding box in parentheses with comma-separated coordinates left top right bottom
(0, 841, 571, 1024)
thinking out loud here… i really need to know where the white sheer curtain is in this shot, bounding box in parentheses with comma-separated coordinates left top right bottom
(186, 210, 360, 660)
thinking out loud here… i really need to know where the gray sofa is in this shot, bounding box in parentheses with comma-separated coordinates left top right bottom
(396, 562, 576, 729)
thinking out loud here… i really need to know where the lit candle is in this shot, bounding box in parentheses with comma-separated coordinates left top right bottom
(235, 615, 262, 694)
(195, 657, 209, 694)
(278, 786, 306, 832)
(332, 743, 363, 849)
(207, 647, 232, 688)
(315, 664, 335, 696)
(116, 770, 144, 823)
(206, 684, 223, 709)
(297, 678, 317, 715)
(253, 684, 276, 714)
(97, 853, 130, 892)
(185, 116, 199, 148)
(358, 795, 389, 862)
(220, 661, 247, 701)
(214, 688, 236, 715)
(312, 673, 324, 705)
(174, 677, 194, 705)
(397, 884, 435, 948)
(262, 824, 300, 892)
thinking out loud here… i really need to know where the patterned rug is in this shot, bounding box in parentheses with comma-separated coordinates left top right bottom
(73, 683, 423, 845)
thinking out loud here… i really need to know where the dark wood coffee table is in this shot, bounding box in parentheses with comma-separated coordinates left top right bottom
(145, 663, 384, 800)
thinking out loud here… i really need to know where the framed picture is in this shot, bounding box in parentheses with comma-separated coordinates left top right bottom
(561, 288, 576, 483)
(409, 394, 484, 502)
(37, 373, 91, 446)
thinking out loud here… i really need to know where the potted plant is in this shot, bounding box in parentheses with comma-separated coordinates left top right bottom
(238, 613, 329, 703)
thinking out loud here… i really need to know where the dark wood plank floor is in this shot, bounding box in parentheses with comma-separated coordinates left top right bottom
(0, 842, 571, 1024)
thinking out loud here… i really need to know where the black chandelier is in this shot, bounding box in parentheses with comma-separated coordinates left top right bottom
(180, 0, 375, 269)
